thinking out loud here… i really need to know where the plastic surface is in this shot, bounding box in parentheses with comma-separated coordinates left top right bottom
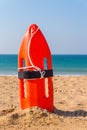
(18, 24, 53, 112)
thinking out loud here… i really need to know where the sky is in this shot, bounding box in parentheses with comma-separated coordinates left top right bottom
(0, 0, 87, 54)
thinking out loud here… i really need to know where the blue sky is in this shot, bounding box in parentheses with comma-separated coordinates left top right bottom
(0, 0, 87, 54)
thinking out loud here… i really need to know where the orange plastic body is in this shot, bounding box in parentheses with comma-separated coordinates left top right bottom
(18, 24, 53, 112)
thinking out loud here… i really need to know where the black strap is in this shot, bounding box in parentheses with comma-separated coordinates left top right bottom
(18, 69, 53, 79)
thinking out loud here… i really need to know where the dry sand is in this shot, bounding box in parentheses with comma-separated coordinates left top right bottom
(0, 76, 87, 130)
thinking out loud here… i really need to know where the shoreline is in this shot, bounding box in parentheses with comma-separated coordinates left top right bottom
(0, 74, 87, 77)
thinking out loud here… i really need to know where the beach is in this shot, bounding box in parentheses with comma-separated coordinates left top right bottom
(0, 75, 87, 130)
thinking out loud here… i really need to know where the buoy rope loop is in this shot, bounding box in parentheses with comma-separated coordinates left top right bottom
(18, 26, 45, 78)
(27, 27, 40, 71)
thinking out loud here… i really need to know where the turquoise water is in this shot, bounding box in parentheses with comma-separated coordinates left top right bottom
(0, 54, 17, 75)
(53, 55, 87, 75)
(0, 54, 87, 75)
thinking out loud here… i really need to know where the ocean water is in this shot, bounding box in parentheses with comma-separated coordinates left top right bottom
(0, 54, 87, 75)
(52, 55, 87, 75)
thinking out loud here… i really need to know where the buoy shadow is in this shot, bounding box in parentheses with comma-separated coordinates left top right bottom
(53, 106, 87, 117)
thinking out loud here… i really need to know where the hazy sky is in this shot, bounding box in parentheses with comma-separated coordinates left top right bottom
(0, 0, 87, 54)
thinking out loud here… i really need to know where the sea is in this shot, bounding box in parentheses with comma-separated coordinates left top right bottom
(0, 54, 87, 76)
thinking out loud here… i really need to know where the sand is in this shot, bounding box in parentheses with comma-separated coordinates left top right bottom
(0, 76, 87, 130)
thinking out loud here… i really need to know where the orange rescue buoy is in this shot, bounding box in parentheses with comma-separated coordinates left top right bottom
(18, 24, 53, 112)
